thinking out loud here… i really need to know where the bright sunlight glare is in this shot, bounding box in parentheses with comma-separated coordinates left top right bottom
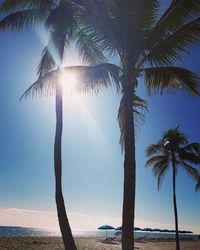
(60, 71, 78, 96)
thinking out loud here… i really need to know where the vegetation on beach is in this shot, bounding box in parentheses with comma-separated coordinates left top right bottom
(146, 127, 200, 250)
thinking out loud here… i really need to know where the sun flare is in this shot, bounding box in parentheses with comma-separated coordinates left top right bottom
(60, 71, 78, 96)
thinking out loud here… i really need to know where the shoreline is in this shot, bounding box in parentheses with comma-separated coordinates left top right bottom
(0, 237, 199, 249)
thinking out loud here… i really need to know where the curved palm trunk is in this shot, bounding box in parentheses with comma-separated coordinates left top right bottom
(54, 29, 77, 249)
(172, 158, 180, 250)
(122, 86, 136, 250)
(54, 84, 77, 250)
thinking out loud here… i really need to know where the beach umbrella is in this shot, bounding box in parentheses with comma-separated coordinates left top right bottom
(160, 229, 170, 233)
(142, 228, 153, 231)
(115, 226, 142, 231)
(98, 225, 115, 238)
(184, 230, 193, 234)
(151, 228, 161, 232)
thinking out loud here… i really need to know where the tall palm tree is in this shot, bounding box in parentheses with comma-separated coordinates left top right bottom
(145, 127, 200, 250)
(0, 1, 116, 249)
(0, 1, 141, 249)
(1, 1, 200, 249)
(79, 1, 200, 249)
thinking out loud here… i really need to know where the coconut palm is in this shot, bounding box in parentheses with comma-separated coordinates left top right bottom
(0, 1, 112, 249)
(145, 127, 200, 250)
(0, 1, 144, 249)
(78, 1, 200, 249)
(2, 1, 200, 249)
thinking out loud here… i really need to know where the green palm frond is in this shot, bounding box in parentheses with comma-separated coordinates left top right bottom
(132, 0, 160, 30)
(45, 1, 74, 31)
(162, 128, 188, 148)
(20, 70, 58, 99)
(69, 63, 122, 93)
(149, 160, 169, 190)
(20, 63, 122, 99)
(118, 94, 147, 151)
(146, 142, 165, 157)
(0, 9, 48, 31)
(0, 0, 54, 12)
(37, 45, 56, 77)
(146, 127, 200, 192)
(145, 155, 168, 167)
(145, 17, 200, 66)
(73, 25, 106, 65)
(156, 162, 169, 190)
(183, 143, 200, 155)
(78, 25, 119, 59)
(152, 0, 200, 36)
(178, 150, 200, 165)
(143, 67, 200, 95)
(181, 161, 198, 180)
(195, 177, 200, 191)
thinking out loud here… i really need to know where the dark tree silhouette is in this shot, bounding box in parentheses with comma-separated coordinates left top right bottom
(146, 127, 200, 250)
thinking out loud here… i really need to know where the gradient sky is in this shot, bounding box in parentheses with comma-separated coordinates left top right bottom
(0, 1, 200, 233)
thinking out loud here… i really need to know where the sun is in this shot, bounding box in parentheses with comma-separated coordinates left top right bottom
(60, 71, 78, 96)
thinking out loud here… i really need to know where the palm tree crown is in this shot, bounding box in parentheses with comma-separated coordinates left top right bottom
(146, 127, 200, 250)
(146, 127, 200, 190)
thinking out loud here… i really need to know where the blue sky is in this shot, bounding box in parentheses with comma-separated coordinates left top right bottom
(0, 2, 200, 233)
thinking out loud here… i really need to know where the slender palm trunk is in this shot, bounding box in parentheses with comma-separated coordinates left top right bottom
(172, 158, 180, 250)
(54, 30, 77, 249)
(54, 85, 77, 250)
(122, 85, 136, 250)
(121, 1, 137, 248)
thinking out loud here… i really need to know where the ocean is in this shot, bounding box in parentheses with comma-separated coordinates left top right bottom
(0, 226, 195, 239)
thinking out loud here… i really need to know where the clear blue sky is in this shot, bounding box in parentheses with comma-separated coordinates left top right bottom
(0, 1, 199, 232)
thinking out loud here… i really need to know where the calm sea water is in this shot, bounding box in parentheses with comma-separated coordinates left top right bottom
(0, 226, 195, 239)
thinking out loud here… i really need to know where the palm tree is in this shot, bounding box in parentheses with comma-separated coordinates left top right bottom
(1, 1, 200, 249)
(79, 2, 200, 249)
(0, 1, 113, 249)
(0, 2, 134, 249)
(145, 127, 200, 250)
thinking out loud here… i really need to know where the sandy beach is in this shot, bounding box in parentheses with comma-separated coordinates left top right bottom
(0, 237, 199, 250)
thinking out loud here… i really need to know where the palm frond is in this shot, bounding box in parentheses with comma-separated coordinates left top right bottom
(178, 150, 200, 165)
(146, 142, 165, 157)
(181, 161, 199, 180)
(118, 94, 147, 151)
(163, 127, 187, 142)
(145, 155, 168, 167)
(0, 9, 48, 31)
(183, 143, 200, 155)
(145, 17, 200, 66)
(195, 177, 200, 191)
(68, 63, 122, 93)
(20, 63, 122, 99)
(45, 1, 74, 31)
(20, 70, 58, 99)
(143, 67, 200, 95)
(73, 24, 106, 65)
(37, 45, 56, 78)
(37, 31, 60, 77)
(0, 0, 53, 12)
(156, 162, 169, 190)
(152, 0, 200, 38)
